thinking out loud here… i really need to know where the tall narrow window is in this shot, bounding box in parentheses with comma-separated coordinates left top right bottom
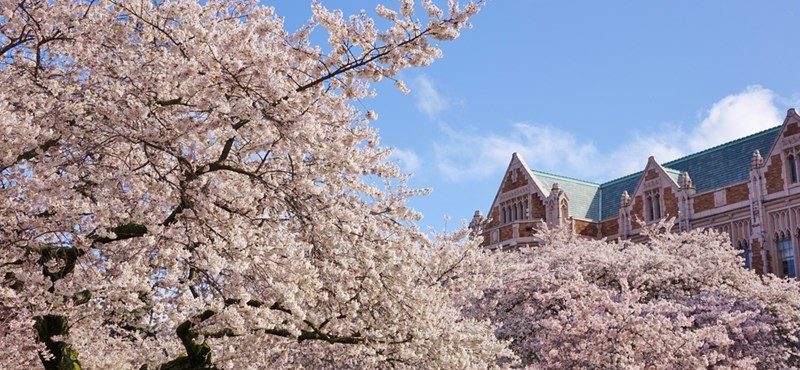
(647, 195, 654, 221)
(790, 155, 798, 183)
(654, 193, 661, 220)
(739, 241, 752, 270)
(777, 233, 795, 278)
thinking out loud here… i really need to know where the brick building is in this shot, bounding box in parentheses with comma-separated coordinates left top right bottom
(470, 108, 800, 278)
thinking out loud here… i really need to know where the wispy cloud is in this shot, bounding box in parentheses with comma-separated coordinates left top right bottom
(413, 75, 449, 119)
(433, 86, 786, 182)
(433, 124, 600, 181)
(391, 147, 422, 174)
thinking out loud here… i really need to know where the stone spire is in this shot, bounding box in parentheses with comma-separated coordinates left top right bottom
(620, 190, 631, 207)
(751, 149, 764, 169)
(468, 210, 484, 232)
(678, 171, 694, 190)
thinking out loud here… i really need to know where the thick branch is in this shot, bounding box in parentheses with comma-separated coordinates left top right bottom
(34, 314, 81, 370)
(0, 136, 60, 172)
(91, 223, 148, 244)
(0, 30, 32, 57)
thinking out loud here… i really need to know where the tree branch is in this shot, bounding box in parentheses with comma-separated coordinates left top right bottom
(0, 136, 61, 173)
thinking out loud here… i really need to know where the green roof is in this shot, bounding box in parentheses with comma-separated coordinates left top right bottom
(533, 171, 600, 219)
(530, 126, 780, 221)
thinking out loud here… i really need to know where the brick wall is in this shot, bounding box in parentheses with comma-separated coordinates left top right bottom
(518, 222, 539, 238)
(663, 187, 678, 218)
(766, 155, 784, 194)
(751, 239, 764, 275)
(531, 194, 546, 219)
(574, 220, 598, 237)
(501, 168, 529, 192)
(645, 168, 659, 180)
(690, 183, 749, 214)
(693, 192, 714, 213)
(485, 208, 499, 229)
(499, 225, 513, 241)
(632, 195, 643, 227)
(765, 249, 772, 275)
(600, 218, 619, 236)
(480, 231, 490, 247)
(784, 122, 800, 137)
(725, 183, 749, 204)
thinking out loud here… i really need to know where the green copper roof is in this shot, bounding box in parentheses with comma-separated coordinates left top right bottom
(529, 126, 780, 221)
(533, 171, 600, 219)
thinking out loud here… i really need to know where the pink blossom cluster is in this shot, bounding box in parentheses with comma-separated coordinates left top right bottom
(0, 1, 507, 369)
(472, 220, 800, 369)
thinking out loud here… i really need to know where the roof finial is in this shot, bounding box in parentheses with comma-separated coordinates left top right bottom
(751, 149, 764, 168)
(469, 210, 484, 229)
(620, 190, 631, 207)
(679, 171, 694, 189)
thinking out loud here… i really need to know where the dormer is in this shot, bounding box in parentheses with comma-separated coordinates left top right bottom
(629, 156, 681, 229)
(761, 109, 800, 197)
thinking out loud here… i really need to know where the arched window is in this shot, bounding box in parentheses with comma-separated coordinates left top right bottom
(512, 203, 518, 221)
(790, 155, 798, 183)
(647, 195, 654, 221)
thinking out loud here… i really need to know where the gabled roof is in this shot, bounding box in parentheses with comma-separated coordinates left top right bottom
(526, 126, 781, 221)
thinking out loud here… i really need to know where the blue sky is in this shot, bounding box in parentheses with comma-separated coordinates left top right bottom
(271, 1, 800, 231)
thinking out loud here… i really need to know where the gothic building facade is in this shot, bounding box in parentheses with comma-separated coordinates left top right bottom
(470, 108, 800, 278)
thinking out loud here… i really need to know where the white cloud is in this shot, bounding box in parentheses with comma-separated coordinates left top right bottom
(433, 86, 786, 183)
(607, 126, 687, 177)
(413, 75, 449, 118)
(391, 147, 422, 174)
(688, 85, 781, 151)
(433, 123, 601, 181)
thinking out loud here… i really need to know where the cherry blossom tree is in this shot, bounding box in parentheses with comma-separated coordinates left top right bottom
(473, 221, 800, 369)
(0, 1, 512, 368)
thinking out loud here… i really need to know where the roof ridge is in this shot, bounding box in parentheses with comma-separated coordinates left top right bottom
(599, 171, 643, 188)
(532, 170, 600, 187)
(595, 125, 779, 187)
(663, 125, 781, 167)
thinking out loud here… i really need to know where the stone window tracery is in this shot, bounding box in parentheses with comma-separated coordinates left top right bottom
(776, 231, 795, 278)
(738, 240, 752, 270)
(770, 210, 794, 278)
(499, 195, 531, 225)
(732, 219, 752, 270)
(644, 189, 662, 222)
